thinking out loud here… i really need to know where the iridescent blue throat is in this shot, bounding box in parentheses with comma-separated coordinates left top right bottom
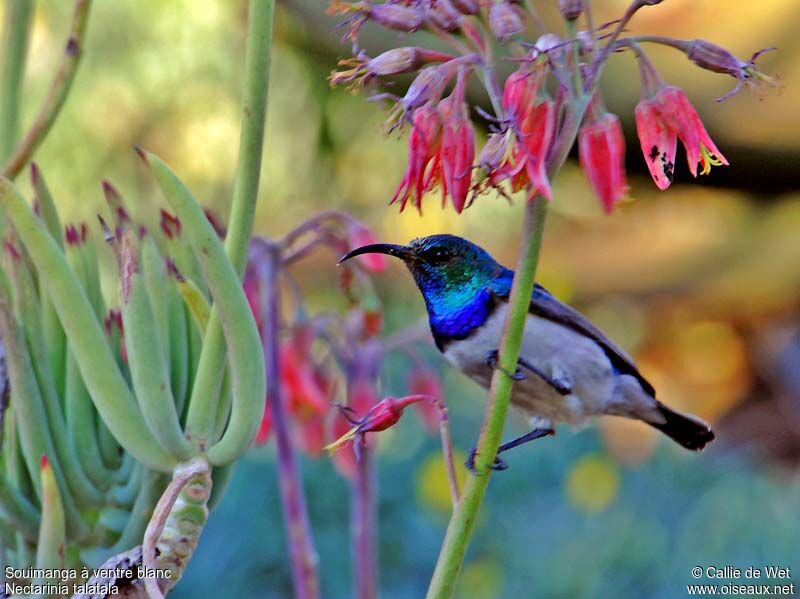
(419, 268, 513, 348)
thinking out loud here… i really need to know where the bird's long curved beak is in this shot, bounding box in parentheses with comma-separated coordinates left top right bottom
(338, 243, 414, 265)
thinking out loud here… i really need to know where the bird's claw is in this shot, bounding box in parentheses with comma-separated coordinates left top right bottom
(465, 448, 508, 475)
(484, 350, 526, 381)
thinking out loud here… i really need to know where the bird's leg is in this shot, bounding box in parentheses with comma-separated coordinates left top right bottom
(484, 349, 573, 395)
(465, 427, 555, 474)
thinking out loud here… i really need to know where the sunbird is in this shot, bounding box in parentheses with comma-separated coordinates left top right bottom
(341, 234, 715, 471)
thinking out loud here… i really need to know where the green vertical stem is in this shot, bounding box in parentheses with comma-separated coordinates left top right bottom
(0, 0, 33, 163)
(425, 103, 585, 599)
(1, 0, 93, 179)
(183, 0, 274, 444)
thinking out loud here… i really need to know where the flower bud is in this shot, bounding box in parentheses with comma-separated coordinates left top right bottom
(424, 0, 463, 31)
(402, 65, 449, 111)
(558, 0, 582, 21)
(534, 33, 563, 56)
(477, 132, 509, 173)
(489, 1, 523, 43)
(368, 3, 424, 32)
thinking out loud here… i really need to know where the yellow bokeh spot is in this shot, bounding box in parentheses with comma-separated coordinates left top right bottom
(415, 451, 467, 514)
(600, 417, 658, 466)
(457, 558, 504, 599)
(565, 454, 620, 514)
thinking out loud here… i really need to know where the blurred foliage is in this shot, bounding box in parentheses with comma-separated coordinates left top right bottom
(6, 0, 800, 597)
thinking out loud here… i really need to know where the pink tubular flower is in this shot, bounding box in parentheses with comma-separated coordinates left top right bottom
(655, 86, 728, 177)
(325, 394, 432, 456)
(431, 71, 476, 213)
(636, 85, 727, 189)
(502, 68, 542, 126)
(512, 99, 556, 201)
(579, 112, 628, 213)
(391, 103, 441, 212)
(254, 325, 334, 454)
(634, 98, 676, 191)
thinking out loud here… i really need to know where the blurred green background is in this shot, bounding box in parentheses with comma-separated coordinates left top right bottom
(8, 0, 800, 597)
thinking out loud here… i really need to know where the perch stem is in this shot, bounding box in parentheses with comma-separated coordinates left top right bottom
(425, 100, 587, 598)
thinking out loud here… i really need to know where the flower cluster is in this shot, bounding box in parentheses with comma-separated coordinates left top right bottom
(245, 211, 446, 477)
(329, 0, 778, 214)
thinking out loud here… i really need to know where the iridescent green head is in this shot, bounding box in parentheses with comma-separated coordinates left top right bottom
(340, 234, 511, 342)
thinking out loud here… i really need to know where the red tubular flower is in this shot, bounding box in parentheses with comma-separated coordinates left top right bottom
(635, 86, 727, 190)
(391, 103, 441, 212)
(578, 112, 628, 213)
(502, 68, 541, 126)
(515, 99, 556, 201)
(432, 72, 476, 213)
(655, 86, 728, 177)
(634, 98, 677, 191)
(279, 326, 334, 456)
(408, 367, 443, 432)
(325, 394, 431, 456)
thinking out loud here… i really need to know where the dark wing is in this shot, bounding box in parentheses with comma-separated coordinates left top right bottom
(489, 276, 654, 397)
(528, 284, 655, 396)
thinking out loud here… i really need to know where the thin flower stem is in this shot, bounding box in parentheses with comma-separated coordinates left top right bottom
(256, 239, 320, 599)
(0, 0, 34, 163)
(436, 400, 460, 508)
(353, 439, 377, 599)
(182, 0, 275, 446)
(584, 0, 646, 92)
(1, 0, 92, 180)
(425, 98, 587, 599)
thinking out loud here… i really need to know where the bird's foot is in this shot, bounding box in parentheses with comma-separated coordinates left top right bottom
(484, 349, 525, 381)
(465, 448, 508, 475)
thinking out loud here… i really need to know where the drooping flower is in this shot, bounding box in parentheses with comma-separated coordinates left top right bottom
(502, 68, 542, 127)
(426, 70, 476, 213)
(280, 326, 334, 455)
(635, 85, 727, 189)
(634, 97, 676, 191)
(579, 111, 628, 213)
(390, 103, 441, 212)
(489, 67, 556, 200)
(655, 86, 728, 177)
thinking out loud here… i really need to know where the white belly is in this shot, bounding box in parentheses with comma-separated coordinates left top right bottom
(442, 305, 618, 427)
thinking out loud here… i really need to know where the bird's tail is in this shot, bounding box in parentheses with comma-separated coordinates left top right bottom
(647, 401, 715, 451)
